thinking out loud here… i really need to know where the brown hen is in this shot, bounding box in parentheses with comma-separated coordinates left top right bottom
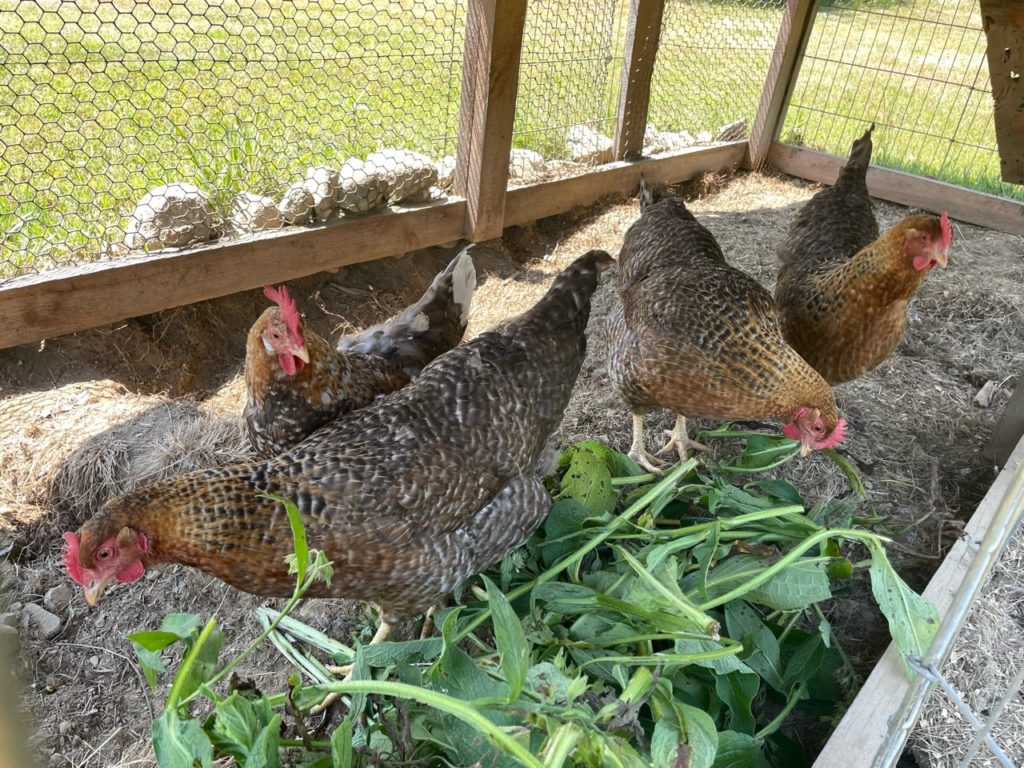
(64, 251, 612, 642)
(244, 250, 475, 455)
(775, 125, 952, 384)
(608, 183, 846, 472)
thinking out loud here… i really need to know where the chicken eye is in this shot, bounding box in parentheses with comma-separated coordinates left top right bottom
(813, 424, 825, 435)
(97, 548, 112, 560)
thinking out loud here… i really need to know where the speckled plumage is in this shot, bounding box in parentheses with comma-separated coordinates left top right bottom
(74, 250, 612, 619)
(775, 126, 948, 384)
(608, 191, 839, 428)
(244, 250, 476, 456)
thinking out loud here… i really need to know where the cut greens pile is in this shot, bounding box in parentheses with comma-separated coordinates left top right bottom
(128, 429, 939, 767)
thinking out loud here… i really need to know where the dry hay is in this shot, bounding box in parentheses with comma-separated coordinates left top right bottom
(0, 379, 252, 552)
(910, 519, 1024, 767)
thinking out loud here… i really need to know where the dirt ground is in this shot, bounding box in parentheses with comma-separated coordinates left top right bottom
(1, 170, 1021, 768)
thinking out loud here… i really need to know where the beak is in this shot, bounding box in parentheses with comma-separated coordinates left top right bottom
(293, 345, 311, 364)
(84, 577, 111, 606)
(799, 442, 813, 458)
(933, 247, 948, 269)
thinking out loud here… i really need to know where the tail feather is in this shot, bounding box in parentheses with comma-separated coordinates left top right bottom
(836, 124, 874, 187)
(338, 248, 477, 377)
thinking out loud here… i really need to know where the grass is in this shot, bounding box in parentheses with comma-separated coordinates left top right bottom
(0, 0, 1018, 277)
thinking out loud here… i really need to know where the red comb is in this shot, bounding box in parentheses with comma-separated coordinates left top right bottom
(62, 531, 87, 586)
(939, 212, 952, 249)
(262, 284, 305, 348)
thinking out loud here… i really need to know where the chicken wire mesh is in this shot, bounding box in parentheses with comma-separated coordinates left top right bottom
(781, 0, 1024, 202)
(647, 0, 784, 151)
(0, 0, 465, 277)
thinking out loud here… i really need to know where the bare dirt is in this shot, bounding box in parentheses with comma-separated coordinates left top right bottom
(1, 170, 1021, 767)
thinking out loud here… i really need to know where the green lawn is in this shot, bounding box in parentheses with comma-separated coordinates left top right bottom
(0, 0, 1017, 277)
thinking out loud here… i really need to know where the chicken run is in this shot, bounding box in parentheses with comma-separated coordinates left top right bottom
(0, 161, 1020, 767)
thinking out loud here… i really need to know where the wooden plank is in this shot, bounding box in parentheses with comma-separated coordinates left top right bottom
(613, 0, 667, 161)
(814, 434, 1024, 768)
(768, 142, 1024, 236)
(979, 1, 1024, 184)
(504, 142, 747, 226)
(746, 0, 818, 169)
(0, 200, 467, 351)
(453, 0, 528, 242)
(985, 380, 1024, 468)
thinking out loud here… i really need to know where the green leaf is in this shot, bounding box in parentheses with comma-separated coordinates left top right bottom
(330, 716, 354, 768)
(711, 731, 769, 768)
(809, 498, 856, 530)
(651, 719, 685, 768)
(541, 499, 592, 566)
(679, 702, 719, 768)
(720, 435, 799, 473)
(129, 630, 183, 652)
(715, 671, 759, 735)
(744, 560, 832, 611)
(745, 480, 803, 507)
(152, 709, 213, 768)
(558, 444, 617, 516)
(725, 602, 785, 692)
(482, 575, 529, 701)
(674, 638, 753, 676)
(868, 540, 939, 667)
(782, 635, 825, 691)
(178, 625, 225, 705)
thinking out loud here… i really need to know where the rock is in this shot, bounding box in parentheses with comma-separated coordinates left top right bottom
(565, 124, 613, 164)
(226, 192, 283, 235)
(508, 148, 546, 182)
(278, 182, 315, 225)
(696, 130, 713, 144)
(336, 157, 389, 214)
(123, 182, 213, 251)
(715, 118, 748, 142)
(303, 165, 343, 221)
(58, 721, 72, 736)
(436, 155, 456, 190)
(43, 585, 72, 615)
(0, 625, 18, 656)
(975, 380, 1002, 408)
(366, 149, 439, 203)
(0, 612, 17, 629)
(643, 127, 696, 155)
(22, 603, 60, 640)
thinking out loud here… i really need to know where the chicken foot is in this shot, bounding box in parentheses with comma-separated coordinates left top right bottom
(656, 414, 706, 464)
(313, 616, 394, 713)
(628, 414, 666, 474)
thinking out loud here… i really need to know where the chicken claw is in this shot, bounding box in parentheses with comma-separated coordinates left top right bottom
(656, 415, 706, 464)
(314, 618, 394, 713)
(628, 414, 665, 475)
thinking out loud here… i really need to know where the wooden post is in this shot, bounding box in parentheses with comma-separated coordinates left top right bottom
(746, 0, 818, 169)
(985, 380, 1024, 467)
(979, 0, 1024, 184)
(613, 0, 666, 161)
(453, 0, 528, 242)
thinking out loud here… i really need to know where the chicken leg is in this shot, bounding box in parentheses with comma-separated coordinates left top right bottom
(313, 614, 394, 713)
(629, 414, 665, 474)
(656, 414, 706, 464)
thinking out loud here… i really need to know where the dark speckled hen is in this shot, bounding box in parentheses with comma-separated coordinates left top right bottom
(244, 249, 476, 456)
(608, 182, 846, 473)
(63, 250, 613, 644)
(775, 125, 952, 384)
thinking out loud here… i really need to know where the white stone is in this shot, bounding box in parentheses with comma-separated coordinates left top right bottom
(508, 148, 547, 181)
(565, 124, 614, 165)
(303, 165, 343, 221)
(123, 183, 212, 251)
(278, 182, 315, 225)
(643, 128, 696, 155)
(715, 118, 748, 142)
(22, 603, 60, 640)
(336, 157, 389, 214)
(43, 585, 72, 614)
(226, 192, 283, 235)
(366, 149, 439, 203)
(696, 131, 714, 144)
(436, 155, 456, 191)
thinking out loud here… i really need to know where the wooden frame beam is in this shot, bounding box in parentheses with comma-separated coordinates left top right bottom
(613, 0, 667, 161)
(453, 0, 528, 242)
(985, 381, 1024, 468)
(979, 0, 1024, 184)
(768, 142, 1024, 235)
(746, 0, 818, 169)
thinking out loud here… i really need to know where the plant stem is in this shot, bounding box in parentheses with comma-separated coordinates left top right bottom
(167, 617, 218, 710)
(755, 682, 806, 740)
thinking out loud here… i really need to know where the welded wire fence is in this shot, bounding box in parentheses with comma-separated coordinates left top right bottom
(782, 0, 1022, 201)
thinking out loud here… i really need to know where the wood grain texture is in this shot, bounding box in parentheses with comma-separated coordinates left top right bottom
(979, 0, 1024, 184)
(613, 0, 666, 160)
(453, 0, 528, 241)
(985, 381, 1024, 467)
(746, 0, 818, 169)
(769, 142, 1024, 235)
(0, 201, 466, 351)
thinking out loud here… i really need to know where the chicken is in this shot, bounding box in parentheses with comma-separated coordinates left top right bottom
(63, 250, 613, 646)
(244, 250, 476, 456)
(608, 183, 846, 473)
(774, 125, 952, 384)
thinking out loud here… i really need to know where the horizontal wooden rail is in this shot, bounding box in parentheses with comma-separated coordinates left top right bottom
(768, 142, 1024, 236)
(0, 145, 745, 351)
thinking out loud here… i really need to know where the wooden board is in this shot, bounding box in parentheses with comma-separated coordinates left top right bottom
(453, 0, 528, 242)
(814, 434, 1024, 767)
(979, 1, 1024, 184)
(613, 0, 666, 161)
(769, 142, 1024, 235)
(746, 0, 819, 169)
(504, 142, 747, 226)
(985, 381, 1024, 468)
(0, 201, 467, 351)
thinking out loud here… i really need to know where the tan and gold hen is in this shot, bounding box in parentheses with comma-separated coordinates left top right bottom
(774, 125, 952, 384)
(63, 251, 613, 649)
(608, 183, 846, 472)
(245, 250, 476, 456)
